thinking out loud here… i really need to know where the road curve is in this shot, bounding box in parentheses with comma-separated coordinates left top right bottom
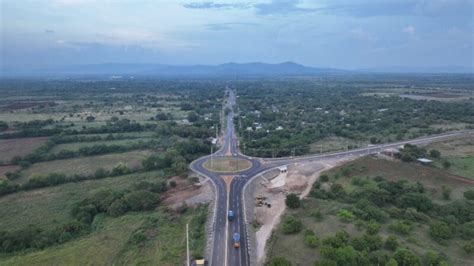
(189, 87, 474, 266)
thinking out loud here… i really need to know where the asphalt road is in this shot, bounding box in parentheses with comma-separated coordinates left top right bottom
(190, 88, 474, 266)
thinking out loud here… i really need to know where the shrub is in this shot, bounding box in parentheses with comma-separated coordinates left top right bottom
(463, 241, 474, 254)
(389, 220, 412, 235)
(393, 248, 421, 266)
(397, 193, 433, 212)
(320, 174, 329, 182)
(281, 216, 302, 234)
(441, 186, 451, 200)
(429, 149, 441, 158)
(285, 193, 301, 209)
(337, 209, 354, 222)
(107, 199, 128, 217)
(464, 190, 474, 200)
(429, 221, 453, 242)
(461, 221, 474, 239)
(123, 190, 158, 211)
(169, 180, 177, 188)
(367, 221, 380, 235)
(384, 235, 399, 251)
(303, 230, 319, 248)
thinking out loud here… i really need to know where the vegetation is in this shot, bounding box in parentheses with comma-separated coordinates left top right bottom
(0, 79, 222, 263)
(266, 156, 474, 265)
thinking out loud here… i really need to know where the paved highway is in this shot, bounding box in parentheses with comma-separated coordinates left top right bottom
(190, 88, 474, 266)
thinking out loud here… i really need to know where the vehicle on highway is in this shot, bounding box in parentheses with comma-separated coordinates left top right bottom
(228, 210, 235, 221)
(233, 233, 240, 248)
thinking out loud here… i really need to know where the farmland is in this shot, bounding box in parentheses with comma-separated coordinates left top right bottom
(0, 79, 221, 264)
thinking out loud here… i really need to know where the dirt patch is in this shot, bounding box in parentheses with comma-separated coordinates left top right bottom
(253, 158, 354, 264)
(162, 176, 213, 208)
(0, 137, 49, 163)
(0, 165, 20, 178)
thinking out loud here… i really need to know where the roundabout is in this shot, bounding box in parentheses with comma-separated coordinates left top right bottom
(202, 156, 253, 173)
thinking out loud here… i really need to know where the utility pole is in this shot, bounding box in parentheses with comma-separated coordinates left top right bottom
(186, 223, 190, 266)
(211, 145, 214, 168)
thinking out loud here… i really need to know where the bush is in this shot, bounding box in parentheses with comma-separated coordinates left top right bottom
(281, 216, 302, 234)
(397, 193, 433, 212)
(429, 149, 441, 158)
(304, 230, 319, 248)
(169, 180, 177, 188)
(337, 209, 354, 222)
(384, 235, 399, 251)
(464, 190, 474, 200)
(107, 199, 128, 217)
(367, 221, 380, 235)
(393, 248, 421, 266)
(123, 190, 158, 211)
(461, 221, 474, 239)
(389, 220, 412, 235)
(429, 221, 453, 242)
(463, 241, 474, 254)
(439, 186, 451, 200)
(320, 174, 329, 182)
(285, 193, 301, 209)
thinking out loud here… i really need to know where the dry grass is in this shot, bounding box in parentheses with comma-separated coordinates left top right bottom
(0, 137, 49, 163)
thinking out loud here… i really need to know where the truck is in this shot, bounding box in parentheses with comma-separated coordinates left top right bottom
(228, 210, 235, 221)
(233, 233, 240, 249)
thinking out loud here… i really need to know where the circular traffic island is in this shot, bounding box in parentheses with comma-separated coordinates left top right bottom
(203, 156, 253, 173)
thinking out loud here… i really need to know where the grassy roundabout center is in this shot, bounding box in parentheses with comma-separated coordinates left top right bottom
(203, 156, 253, 173)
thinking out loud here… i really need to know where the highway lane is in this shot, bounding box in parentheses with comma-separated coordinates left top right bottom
(190, 86, 474, 266)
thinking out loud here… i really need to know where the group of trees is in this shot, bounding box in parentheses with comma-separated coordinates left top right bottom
(0, 180, 166, 253)
(234, 80, 474, 157)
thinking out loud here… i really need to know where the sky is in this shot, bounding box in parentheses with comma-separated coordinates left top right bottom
(1, 0, 473, 70)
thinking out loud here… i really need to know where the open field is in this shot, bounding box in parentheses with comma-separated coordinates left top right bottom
(203, 156, 252, 172)
(0, 170, 163, 231)
(17, 150, 154, 183)
(0, 165, 20, 179)
(0, 137, 49, 163)
(0, 207, 207, 266)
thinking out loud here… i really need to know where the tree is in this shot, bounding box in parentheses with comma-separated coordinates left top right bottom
(367, 221, 380, 235)
(285, 193, 301, 208)
(281, 216, 302, 234)
(393, 248, 421, 266)
(463, 242, 474, 254)
(442, 160, 451, 169)
(441, 186, 451, 200)
(123, 191, 158, 211)
(267, 257, 292, 266)
(384, 235, 399, 251)
(187, 112, 199, 122)
(320, 174, 329, 182)
(429, 221, 453, 242)
(464, 190, 474, 200)
(0, 121, 8, 131)
(86, 115, 95, 122)
(429, 149, 441, 158)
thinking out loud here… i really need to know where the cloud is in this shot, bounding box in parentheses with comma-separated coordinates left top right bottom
(183, 2, 250, 10)
(45, 29, 55, 34)
(204, 22, 258, 31)
(350, 28, 377, 41)
(254, 0, 317, 15)
(403, 25, 416, 35)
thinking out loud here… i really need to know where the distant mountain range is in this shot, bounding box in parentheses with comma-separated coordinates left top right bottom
(1, 62, 472, 77)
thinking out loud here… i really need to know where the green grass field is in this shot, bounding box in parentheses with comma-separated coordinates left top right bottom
(0, 170, 163, 231)
(0, 207, 207, 266)
(17, 150, 154, 184)
(203, 156, 252, 172)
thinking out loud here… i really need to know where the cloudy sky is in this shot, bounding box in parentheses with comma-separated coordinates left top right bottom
(1, 0, 473, 69)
